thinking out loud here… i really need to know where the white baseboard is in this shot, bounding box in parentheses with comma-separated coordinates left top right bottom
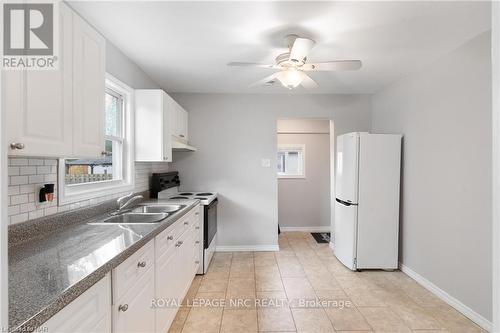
(216, 245, 279, 252)
(399, 263, 492, 332)
(280, 226, 331, 232)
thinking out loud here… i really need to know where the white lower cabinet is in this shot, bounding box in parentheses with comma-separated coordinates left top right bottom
(113, 267, 155, 333)
(43, 274, 111, 333)
(41, 205, 202, 333)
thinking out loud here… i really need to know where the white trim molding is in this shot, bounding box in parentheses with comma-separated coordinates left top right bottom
(216, 245, 279, 252)
(492, 2, 500, 330)
(280, 226, 331, 233)
(0, 54, 8, 332)
(399, 263, 492, 332)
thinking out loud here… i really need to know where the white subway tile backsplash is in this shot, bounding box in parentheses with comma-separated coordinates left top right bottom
(10, 194, 28, 205)
(10, 176, 28, 185)
(19, 166, 37, 175)
(8, 167, 20, 176)
(19, 184, 35, 194)
(44, 174, 57, 182)
(8, 205, 20, 216)
(10, 158, 28, 166)
(19, 202, 36, 213)
(8, 186, 20, 195)
(28, 175, 44, 184)
(10, 213, 29, 224)
(7, 157, 169, 224)
(28, 159, 45, 166)
(36, 166, 52, 174)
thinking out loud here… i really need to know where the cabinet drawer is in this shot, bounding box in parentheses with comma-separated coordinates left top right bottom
(44, 274, 111, 333)
(113, 240, 154, 302)
(156, 226, 176, 258)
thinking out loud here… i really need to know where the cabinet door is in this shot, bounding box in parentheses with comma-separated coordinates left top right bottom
(72, 13, 105, 158)
(114, 267, 155, 333)
(135, 90, 164, 162)
(181, 108, 189, 141)
(155, 246, 179, 333)
(44, 274, 111, 333)
(5, 3, 73, 157)
(161, 92, 173, 162)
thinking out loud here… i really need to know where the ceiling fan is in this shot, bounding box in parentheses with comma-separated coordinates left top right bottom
(228, 34, 362, 89)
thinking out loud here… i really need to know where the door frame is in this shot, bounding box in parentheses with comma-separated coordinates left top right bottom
(492, 2, 499, 331)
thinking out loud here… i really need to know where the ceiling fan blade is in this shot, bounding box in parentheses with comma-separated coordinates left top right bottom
(249, 73, 279, 87)
(301, 74, 318, 89)
(289, 38, 315, 62)
(302, 60, 362, 71)
(228, 62, 276, 69)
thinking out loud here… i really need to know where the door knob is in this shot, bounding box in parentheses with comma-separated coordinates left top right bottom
(10, 142, 25, 150)
(118, 304, 129, 312)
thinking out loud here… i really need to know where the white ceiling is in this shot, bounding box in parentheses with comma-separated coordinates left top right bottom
(69, 1, 490, 94)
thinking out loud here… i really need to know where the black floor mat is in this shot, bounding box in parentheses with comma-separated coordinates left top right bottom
(311, 232, 331, 243)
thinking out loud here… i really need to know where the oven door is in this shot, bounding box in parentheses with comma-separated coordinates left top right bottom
(204, 198, 218, 249)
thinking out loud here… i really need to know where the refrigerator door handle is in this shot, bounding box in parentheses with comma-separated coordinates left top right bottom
(335, 198, 357, 206)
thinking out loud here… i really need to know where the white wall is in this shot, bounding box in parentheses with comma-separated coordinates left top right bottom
(170, 93, 371, 249)
(277, 119, 331, 230)
(372, 31, 492, 324)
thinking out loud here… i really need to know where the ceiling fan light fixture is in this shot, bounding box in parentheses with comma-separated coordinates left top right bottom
(277, 69, 305, 89)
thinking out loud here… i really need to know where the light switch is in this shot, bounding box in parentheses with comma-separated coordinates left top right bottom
(261, 158, 271, 168)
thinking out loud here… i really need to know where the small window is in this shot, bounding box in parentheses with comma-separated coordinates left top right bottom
(64, 88, 124, 185)
(277, 144, 305, 178)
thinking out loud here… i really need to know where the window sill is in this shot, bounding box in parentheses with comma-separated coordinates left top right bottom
(58, 179, 134, 205)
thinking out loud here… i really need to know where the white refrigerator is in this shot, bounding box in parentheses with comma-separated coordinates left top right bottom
(334, 132, 402, 270)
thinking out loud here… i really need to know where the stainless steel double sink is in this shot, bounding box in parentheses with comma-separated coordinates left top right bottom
(91, 204, 186, 225)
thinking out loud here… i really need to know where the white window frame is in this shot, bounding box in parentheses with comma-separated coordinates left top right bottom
(58, 74, 135, 205)
(277, 144, 306, 179)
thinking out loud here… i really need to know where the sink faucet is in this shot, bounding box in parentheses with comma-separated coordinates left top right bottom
(112, 192, 144, 215)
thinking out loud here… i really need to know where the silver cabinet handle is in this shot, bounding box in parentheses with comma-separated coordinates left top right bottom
(195, 261, 200, 264)
(118, 304, 129, 312)
(184, 222, 189, 225)
(195, 226, 200, 230)
(195, 241, 200, 244)
(10, 143, 25, 150)
(101, 151, 111, 156)
(195, 212, 200, 215)
(179, 134, 185, 138)
(167, 235, 174, 240)
(137, 261, 146, 268)
(175, 241, 184, 247)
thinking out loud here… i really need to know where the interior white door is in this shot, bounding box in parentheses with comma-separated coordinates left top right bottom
(335, 133, 359, 203)
(334, 201, 358, 270)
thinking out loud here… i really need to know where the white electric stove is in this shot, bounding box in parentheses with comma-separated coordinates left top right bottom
(152, 172, 217, 275)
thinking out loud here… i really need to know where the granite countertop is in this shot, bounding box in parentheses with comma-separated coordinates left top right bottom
(8, 199, 199, 333)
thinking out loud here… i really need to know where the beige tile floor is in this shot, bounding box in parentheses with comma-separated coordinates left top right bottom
(168, 232, 485, 333)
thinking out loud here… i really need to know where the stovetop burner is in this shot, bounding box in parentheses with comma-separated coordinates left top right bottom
(179, 192, 194, 195)
(193, 197, 207, 200)
(170, 196, 189, 199)
(197, 192, 213, 196)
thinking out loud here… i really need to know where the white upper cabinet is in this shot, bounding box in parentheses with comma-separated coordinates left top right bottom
(171, 101, 189, 142)
(5, 3, 73, 157)
(5, 3, 105, 158)
(72, 11, 106, 158)
(135, 90, 173, 162)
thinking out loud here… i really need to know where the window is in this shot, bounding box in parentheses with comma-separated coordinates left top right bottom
(59, 74, 134, 204)
(277, 144, 305, 178)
